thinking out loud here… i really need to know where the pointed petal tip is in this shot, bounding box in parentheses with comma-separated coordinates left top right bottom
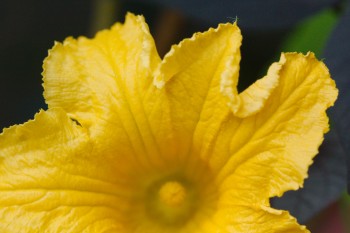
(125, 11, 142, 20)
(228, 53, 286, 118)
(155, 20, 242, 87)
(284, 51, 338, 104)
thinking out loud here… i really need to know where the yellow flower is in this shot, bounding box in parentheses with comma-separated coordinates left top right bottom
(0, 13, 337, 232)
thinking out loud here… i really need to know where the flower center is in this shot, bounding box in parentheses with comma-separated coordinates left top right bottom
(158, 181, 187, 207)
(145, 177, 197, 226)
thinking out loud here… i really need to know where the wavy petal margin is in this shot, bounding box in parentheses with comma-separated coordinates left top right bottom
(43, 13, 160, 128)
(215, 52, 337, 199)
(0, 12, 338, 232)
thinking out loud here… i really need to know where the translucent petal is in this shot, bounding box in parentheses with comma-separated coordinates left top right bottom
(213, 52, 338, 199)
(43, 13, 176, 169)
(232, 60, 281, 117)
(43, 13, 160, 128)
(154, 23, 241, 161)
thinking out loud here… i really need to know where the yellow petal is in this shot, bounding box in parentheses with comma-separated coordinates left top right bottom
(43, 13, 176, 170)
(211, 205, 309, 233)
(1, 11, 339, 232)
(0, 109, 137, 232)
(154, 23, 242, 160)
(43, 13, 161, 128)
(218, 152, 275, 206)
(213, 52, 337, 198)
(232, 59, 282, 117)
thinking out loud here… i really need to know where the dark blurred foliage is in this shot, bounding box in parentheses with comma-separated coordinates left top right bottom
(128, 0, 341, 30)
(0, 0, 93, 129)
(323, 2, 350, 195)
(0, 0, 349, 231)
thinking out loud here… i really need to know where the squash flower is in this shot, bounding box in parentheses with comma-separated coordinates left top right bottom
(0, 13, 337, 232)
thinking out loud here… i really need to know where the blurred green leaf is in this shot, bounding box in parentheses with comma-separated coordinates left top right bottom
(281, 9, 338, 56)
